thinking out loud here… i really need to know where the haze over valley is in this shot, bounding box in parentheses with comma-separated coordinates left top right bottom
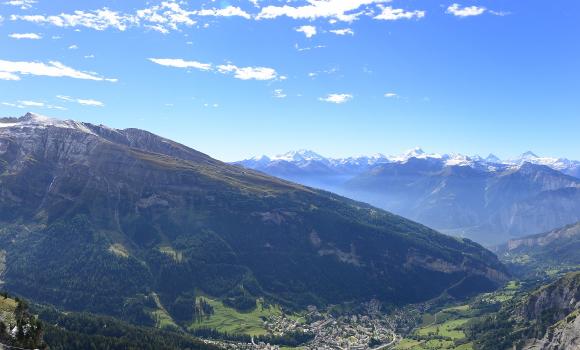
(237, 149, 580, 245)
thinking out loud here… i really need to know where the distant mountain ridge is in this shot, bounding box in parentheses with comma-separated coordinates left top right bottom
(236, 149, 580, 244)
(240, 148, 580, 177)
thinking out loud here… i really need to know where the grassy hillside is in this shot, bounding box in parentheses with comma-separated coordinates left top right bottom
(394, 280, 524, 350)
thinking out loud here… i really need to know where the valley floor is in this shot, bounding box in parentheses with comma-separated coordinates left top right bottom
(189, 280, 527, 350)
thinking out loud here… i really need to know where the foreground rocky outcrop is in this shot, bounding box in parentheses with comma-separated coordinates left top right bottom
(523, 313, 580, 350)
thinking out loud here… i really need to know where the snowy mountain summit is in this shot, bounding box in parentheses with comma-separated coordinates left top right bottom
(239, 147, 580, 178)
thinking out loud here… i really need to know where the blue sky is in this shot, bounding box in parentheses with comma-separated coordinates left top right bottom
(0, 0, 579, 161)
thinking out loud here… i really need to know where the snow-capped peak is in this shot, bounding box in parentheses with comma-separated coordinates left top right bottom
(0, 113, 95, 134)
(485, 154, 502, 163)
(503, 151, 577, 172)
(519, 151, 539, 160)
(272, 149, 327, 162)
(238, 148, 580, 177)
(250, 155, 271, 162)
(444, 153, 473, 166)
(390, 147, 443, 162)
(404, 147, 425, 157)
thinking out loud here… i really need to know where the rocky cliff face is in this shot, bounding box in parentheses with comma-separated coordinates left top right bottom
(516, 272, 580, 323)
(505, 222, 580, 252)
(519, 272, 580, 349)
(523, 313, 580, 350)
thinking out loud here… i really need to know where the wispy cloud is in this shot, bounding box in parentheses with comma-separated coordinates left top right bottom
(148, 58, 212, 71)
(273, 89, 287, 98)
(384, 92, 398, 98)
(2, 99, 66, 110)
(3, 0, 36, 10)
(0, 59, 117, 82)
(149, 58, 281, 81)
(374, 6, 426, 20)
(195, 6, 251, 19)
(11, 9, 138, 31)
(18, 100, 44, 107)
(295, 25, 317, 38)
(0, 71, 20, 80)
(446, 4, 486, 17)
(319, 93, 353, 104)
(8, 32, 42, 39)
(329, 28, 354, 36)
(294, 43, 326, 52)
(57, 95, 104, 107)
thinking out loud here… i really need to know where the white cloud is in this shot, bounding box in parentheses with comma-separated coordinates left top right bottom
(149, 57, 280, 81)
(195, 6, 251, 19)
(136, 2, 196, 31)
(11, 2, 199, 32)
(319, 93, 353, 104)
(77, 98, 104, 107)
(217, 64, 278, 80)
(8, 0, 427, 35)
(148, 58, 212, 71)
(18, 100, 43, 107)
(55, 95, 73, 102)
(295, 43, 326, 52)
(374, 6, 425, 20)
(1, 102, 23, 108)
(489, 10, 510, 16)
(273, 89, 287, 98)
(329, 28, 354, 36)
(4, 0, 36, 10)
(257, 0, 390, 22)
(0, 59, 117, 82)
(5, 100, 67, 110)
(0, 71, 21, 80)
(8, 32, 42, 39)
(295, 25, 317, 38)
(446, 4, 486, 17)
(384, 92, 398, 98)
(68, 44, 78, 50)
(57, 95, 104, 107)
(11, 8, 138, 31)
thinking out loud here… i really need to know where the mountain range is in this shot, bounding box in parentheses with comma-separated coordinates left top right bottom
(0, 113, 507, 327)
(237, 149, 580, 245)
(496, 221, 580, 277)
